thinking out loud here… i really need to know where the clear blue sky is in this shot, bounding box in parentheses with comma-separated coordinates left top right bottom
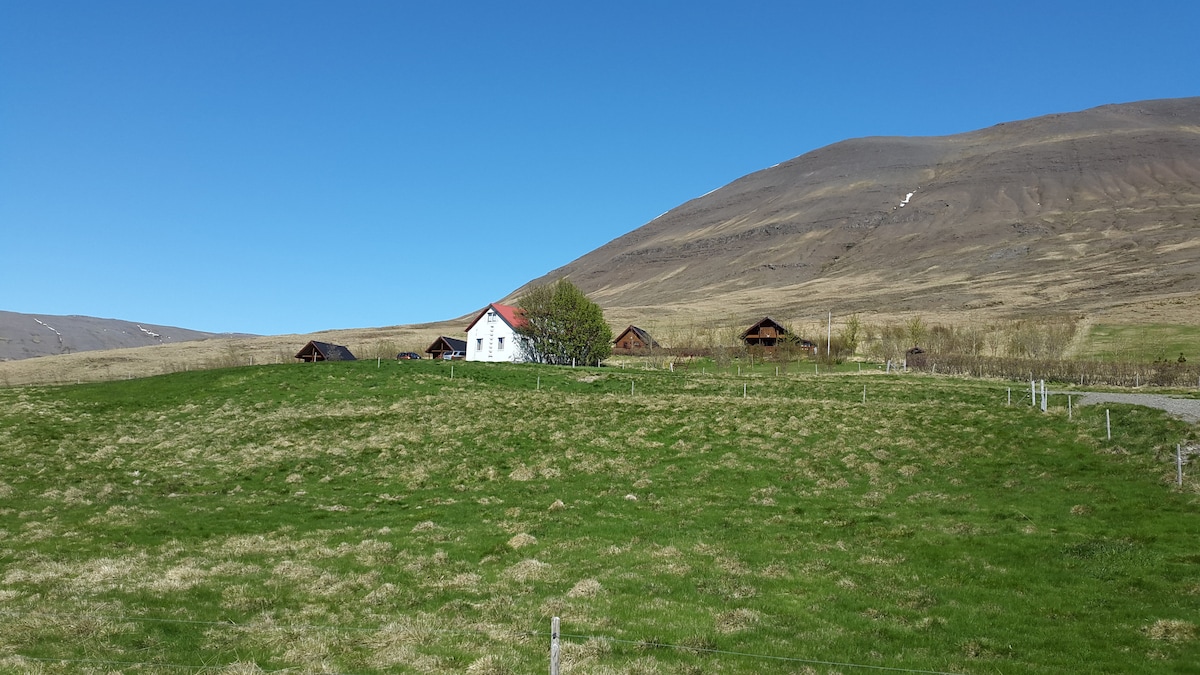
(3, 1, 1197, 335)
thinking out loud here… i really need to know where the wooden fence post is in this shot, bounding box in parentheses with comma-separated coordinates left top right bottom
(550, 616, 561, 675)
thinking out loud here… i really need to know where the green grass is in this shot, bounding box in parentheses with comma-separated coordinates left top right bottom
(1080, 324, 1200, 363)
(0, 359, 1197, 674)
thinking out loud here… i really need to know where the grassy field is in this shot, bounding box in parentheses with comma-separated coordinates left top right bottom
(1, 359, 1197, 674)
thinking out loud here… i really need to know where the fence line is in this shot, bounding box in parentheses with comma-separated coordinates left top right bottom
(912, 354, 1200, 388)
(542, 629, 967, 674)
(1, 608, 967, 674)
(4, 654, 324, 674)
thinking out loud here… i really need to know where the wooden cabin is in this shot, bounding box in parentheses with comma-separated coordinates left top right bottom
(426, 336, 467, 360)
(740, 317, 789, 351)
(612, 325, 661, 353)
(295, 340, 356, 362)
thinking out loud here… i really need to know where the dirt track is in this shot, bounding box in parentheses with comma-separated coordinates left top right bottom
(1067, 391, 1200, 425)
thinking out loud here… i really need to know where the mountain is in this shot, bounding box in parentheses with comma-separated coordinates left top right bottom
(0, 311, 235, 361)
(519, 97, 1200, 326)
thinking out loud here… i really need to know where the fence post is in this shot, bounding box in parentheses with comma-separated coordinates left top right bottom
(1179, 444, 1184, 487)
(1040, 380, 1047, 412)
(550, 616, 561, 675)
(1106, 409, 1111, 440)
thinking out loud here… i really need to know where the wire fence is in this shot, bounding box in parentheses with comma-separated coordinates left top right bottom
(0, 609, 968, 674)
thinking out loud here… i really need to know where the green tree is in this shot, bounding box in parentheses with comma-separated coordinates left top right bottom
(838, 313, 862, 356)
(516, 279, 613, 365)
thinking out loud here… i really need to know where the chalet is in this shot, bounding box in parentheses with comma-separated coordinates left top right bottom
(613, 325, 661, 353)
(295, 340, 356, 362)
(740, 317, 789, 351)
(426, 336, 467, 360)
(465, 302, 527, 363)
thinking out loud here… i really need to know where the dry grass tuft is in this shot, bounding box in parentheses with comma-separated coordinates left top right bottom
(560, 637, 613, 669)
(509, 465, 536, 481)
(465, 653, 514, 674)
(1143, 619, 1197, 642)
(714, 607, 762, 634)
(505, 559, 552, 583)
(566, 578, 602, 598)
(508, 533, 538, 549)
(218, 663, 268, 674)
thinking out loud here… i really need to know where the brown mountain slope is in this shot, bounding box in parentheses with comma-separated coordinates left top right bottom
(519, 97, 1200, 327)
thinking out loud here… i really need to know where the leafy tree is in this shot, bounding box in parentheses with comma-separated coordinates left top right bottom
(838, 313, 862, 356)
(516, 279, 613, 365)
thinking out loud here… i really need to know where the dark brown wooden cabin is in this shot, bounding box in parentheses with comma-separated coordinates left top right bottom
(612, 325, 661, 353)
(295, 340, 356, 362)
(740, 317, 789, 351)
(426, 336, 467, 360)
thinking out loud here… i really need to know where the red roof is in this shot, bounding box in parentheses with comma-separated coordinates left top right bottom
(465, 302, 527, 332)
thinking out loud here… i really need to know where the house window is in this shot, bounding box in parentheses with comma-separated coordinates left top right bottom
(487, 311, 496, 322)
(497, 337, 505, 350)
(476, 338, 483, 350)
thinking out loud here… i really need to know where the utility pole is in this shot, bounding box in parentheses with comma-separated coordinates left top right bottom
(827, 311, 832, 357)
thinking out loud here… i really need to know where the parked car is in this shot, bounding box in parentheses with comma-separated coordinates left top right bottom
(396, 352, 422, 360)
(442, 351, 465, 360)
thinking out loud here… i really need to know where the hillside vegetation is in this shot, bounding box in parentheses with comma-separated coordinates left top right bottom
(1, 359, 1197, 673)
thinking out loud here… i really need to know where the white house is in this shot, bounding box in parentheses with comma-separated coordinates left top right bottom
(465, 302, 526, 362)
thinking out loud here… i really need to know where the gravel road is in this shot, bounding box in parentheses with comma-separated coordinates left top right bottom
(1065, 392, 1200, 425)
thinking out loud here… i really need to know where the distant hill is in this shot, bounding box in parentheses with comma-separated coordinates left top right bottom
(517, 97, 1200, 326)
(0, 311, 237, 361)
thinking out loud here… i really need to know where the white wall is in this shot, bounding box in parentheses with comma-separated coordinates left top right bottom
(465, 308, 522, 362)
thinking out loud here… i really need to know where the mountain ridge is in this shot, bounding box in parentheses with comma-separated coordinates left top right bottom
(516, 97, 1200, 326)
(0, 310, 243, 362)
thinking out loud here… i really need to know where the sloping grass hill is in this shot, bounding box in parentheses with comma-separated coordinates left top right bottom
(1, 360, 1197, 674)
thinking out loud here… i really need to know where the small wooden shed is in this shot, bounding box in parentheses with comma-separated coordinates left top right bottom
(426, 336, 467, 360)
(295, 340, 356, 362)
(613, 325, 661, 353)
(740, 317, 789, 351)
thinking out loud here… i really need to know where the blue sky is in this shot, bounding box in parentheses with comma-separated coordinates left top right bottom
(3, 1, 1197, 335)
